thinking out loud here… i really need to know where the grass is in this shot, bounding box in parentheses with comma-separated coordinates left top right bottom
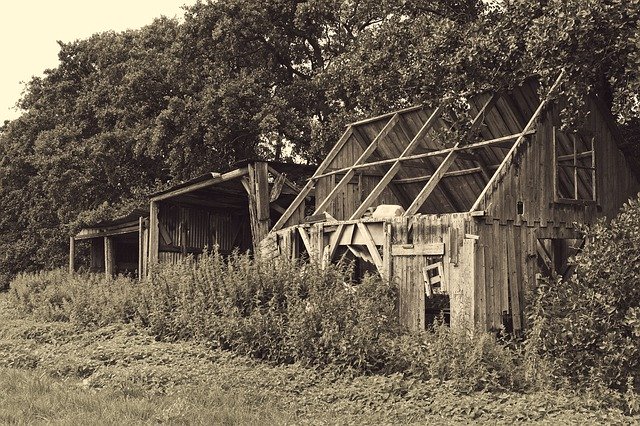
(0, 368, 290, 425)
(0, 293, 638, 424)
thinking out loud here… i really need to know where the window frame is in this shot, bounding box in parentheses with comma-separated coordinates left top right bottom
(552, 127, 597, 205)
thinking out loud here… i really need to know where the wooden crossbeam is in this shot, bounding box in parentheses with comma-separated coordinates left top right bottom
(313, 113, 401, 215)
(470, 69, 566, 212)
(348, 108, 442, 220)
(312, 130, 532, 180)
(392, 164, 499, 184)
(404, 95, 497, 216)
(271, 126, 353, 232)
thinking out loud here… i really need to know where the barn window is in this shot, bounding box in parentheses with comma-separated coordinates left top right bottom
(553, 127, 596, 203)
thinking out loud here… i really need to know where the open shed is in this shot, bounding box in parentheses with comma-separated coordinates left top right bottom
(70, 209, 149, 278)
(261, 73, 640, 333)
(145, 160, 315, 269)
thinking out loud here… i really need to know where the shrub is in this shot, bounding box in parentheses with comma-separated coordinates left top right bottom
(527, 195, 640, 392)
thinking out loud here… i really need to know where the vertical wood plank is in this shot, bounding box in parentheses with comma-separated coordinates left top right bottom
(138, 217, 144, 280)
(104, 236, 115, 278)
(507, 225, 522, 332)
(149, 201, 159, 266)
(68, 237, 75, 274)
(475, 242, 487, 330)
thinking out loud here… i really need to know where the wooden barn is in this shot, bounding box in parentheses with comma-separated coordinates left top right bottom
(260, 74, 640, 333)
(70, 209, 149, 278)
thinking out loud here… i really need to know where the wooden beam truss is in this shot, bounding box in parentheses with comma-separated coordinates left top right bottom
(404, 94, 498, 216)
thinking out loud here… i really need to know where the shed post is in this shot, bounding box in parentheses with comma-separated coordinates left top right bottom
(104, 236, 115, 277)
(247, 162, 271, 251)
(69, 236, 75, 274)
(148, 201, 159, 267)
(138, 216, 145, 280)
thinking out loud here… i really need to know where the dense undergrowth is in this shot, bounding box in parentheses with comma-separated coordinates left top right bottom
(7, 195, 640, 415)
(10, 254, 526, 393)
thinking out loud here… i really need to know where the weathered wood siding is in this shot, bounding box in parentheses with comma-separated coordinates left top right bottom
(473, 220, 582, 333)
(157, 202, 252, 263)
(389, 214, 477, 330)
(478, 101, 639, 225)
(261, 213, 478, 331)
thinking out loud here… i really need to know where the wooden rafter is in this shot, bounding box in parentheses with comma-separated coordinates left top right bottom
(271, 126, 354, 232)
(351, 127, 414, 208)
(313, 113, 402, 215)
(404, 94, 498, 216)
(312, 130, 533, 180)
(470, 70, 566, 212)
(348, 107, 443, 220)
(150, 168, 249, 202)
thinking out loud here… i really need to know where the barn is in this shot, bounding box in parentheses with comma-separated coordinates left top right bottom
(259, 73, 640, 333)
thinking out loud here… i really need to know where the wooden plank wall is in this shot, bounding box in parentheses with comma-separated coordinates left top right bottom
(389, 214, 475, 330)
(157, 202, 252, 264)
(479, 102, 640, 226)
(262, 213, 478, 331)
(474, 219, 581, 333)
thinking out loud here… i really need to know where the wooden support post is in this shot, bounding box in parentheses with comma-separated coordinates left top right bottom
(383, 223, 392, 282)
(138, 218, 144, 279)
(69, 237, 75, 274)
(104, 236, 115, 277)
(247, 162, 271, 251)
(148, 201, 159, 267)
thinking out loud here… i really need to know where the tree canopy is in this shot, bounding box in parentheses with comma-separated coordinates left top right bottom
(1, 0, 639, 276)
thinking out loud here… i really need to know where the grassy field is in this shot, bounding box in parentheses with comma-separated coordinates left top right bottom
(0, 292, 637, 425)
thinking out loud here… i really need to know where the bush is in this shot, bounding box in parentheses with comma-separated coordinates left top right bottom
(528, 195, 640, 392)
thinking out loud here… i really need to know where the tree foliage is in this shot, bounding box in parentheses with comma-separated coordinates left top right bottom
(0, 0, 639, 275)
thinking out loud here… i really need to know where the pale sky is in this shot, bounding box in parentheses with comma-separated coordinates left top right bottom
(0, 0, 198, 124)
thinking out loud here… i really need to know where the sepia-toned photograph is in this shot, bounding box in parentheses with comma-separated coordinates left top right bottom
(1, 0, 639, 423)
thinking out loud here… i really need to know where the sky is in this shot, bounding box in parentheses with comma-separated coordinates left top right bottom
(0, 0, 198, 124)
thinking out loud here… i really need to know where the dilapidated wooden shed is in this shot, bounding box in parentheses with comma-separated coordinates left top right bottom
(70, 209, 149, 278)
(70, 161, 315, 278)
(145, 160, 315, 271)
(260, 74, 640, 333)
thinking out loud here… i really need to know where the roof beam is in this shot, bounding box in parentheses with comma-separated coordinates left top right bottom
(348, 108, 443, 220)
(151, 168, 249, 202)
(393, 164, 499, 184)
(271, 126, 354, 232)
(313, 113, 401, 215)
(312, 130, 533, 180)
(470, 69, 566, 212)
(404, 94, 497, 216)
